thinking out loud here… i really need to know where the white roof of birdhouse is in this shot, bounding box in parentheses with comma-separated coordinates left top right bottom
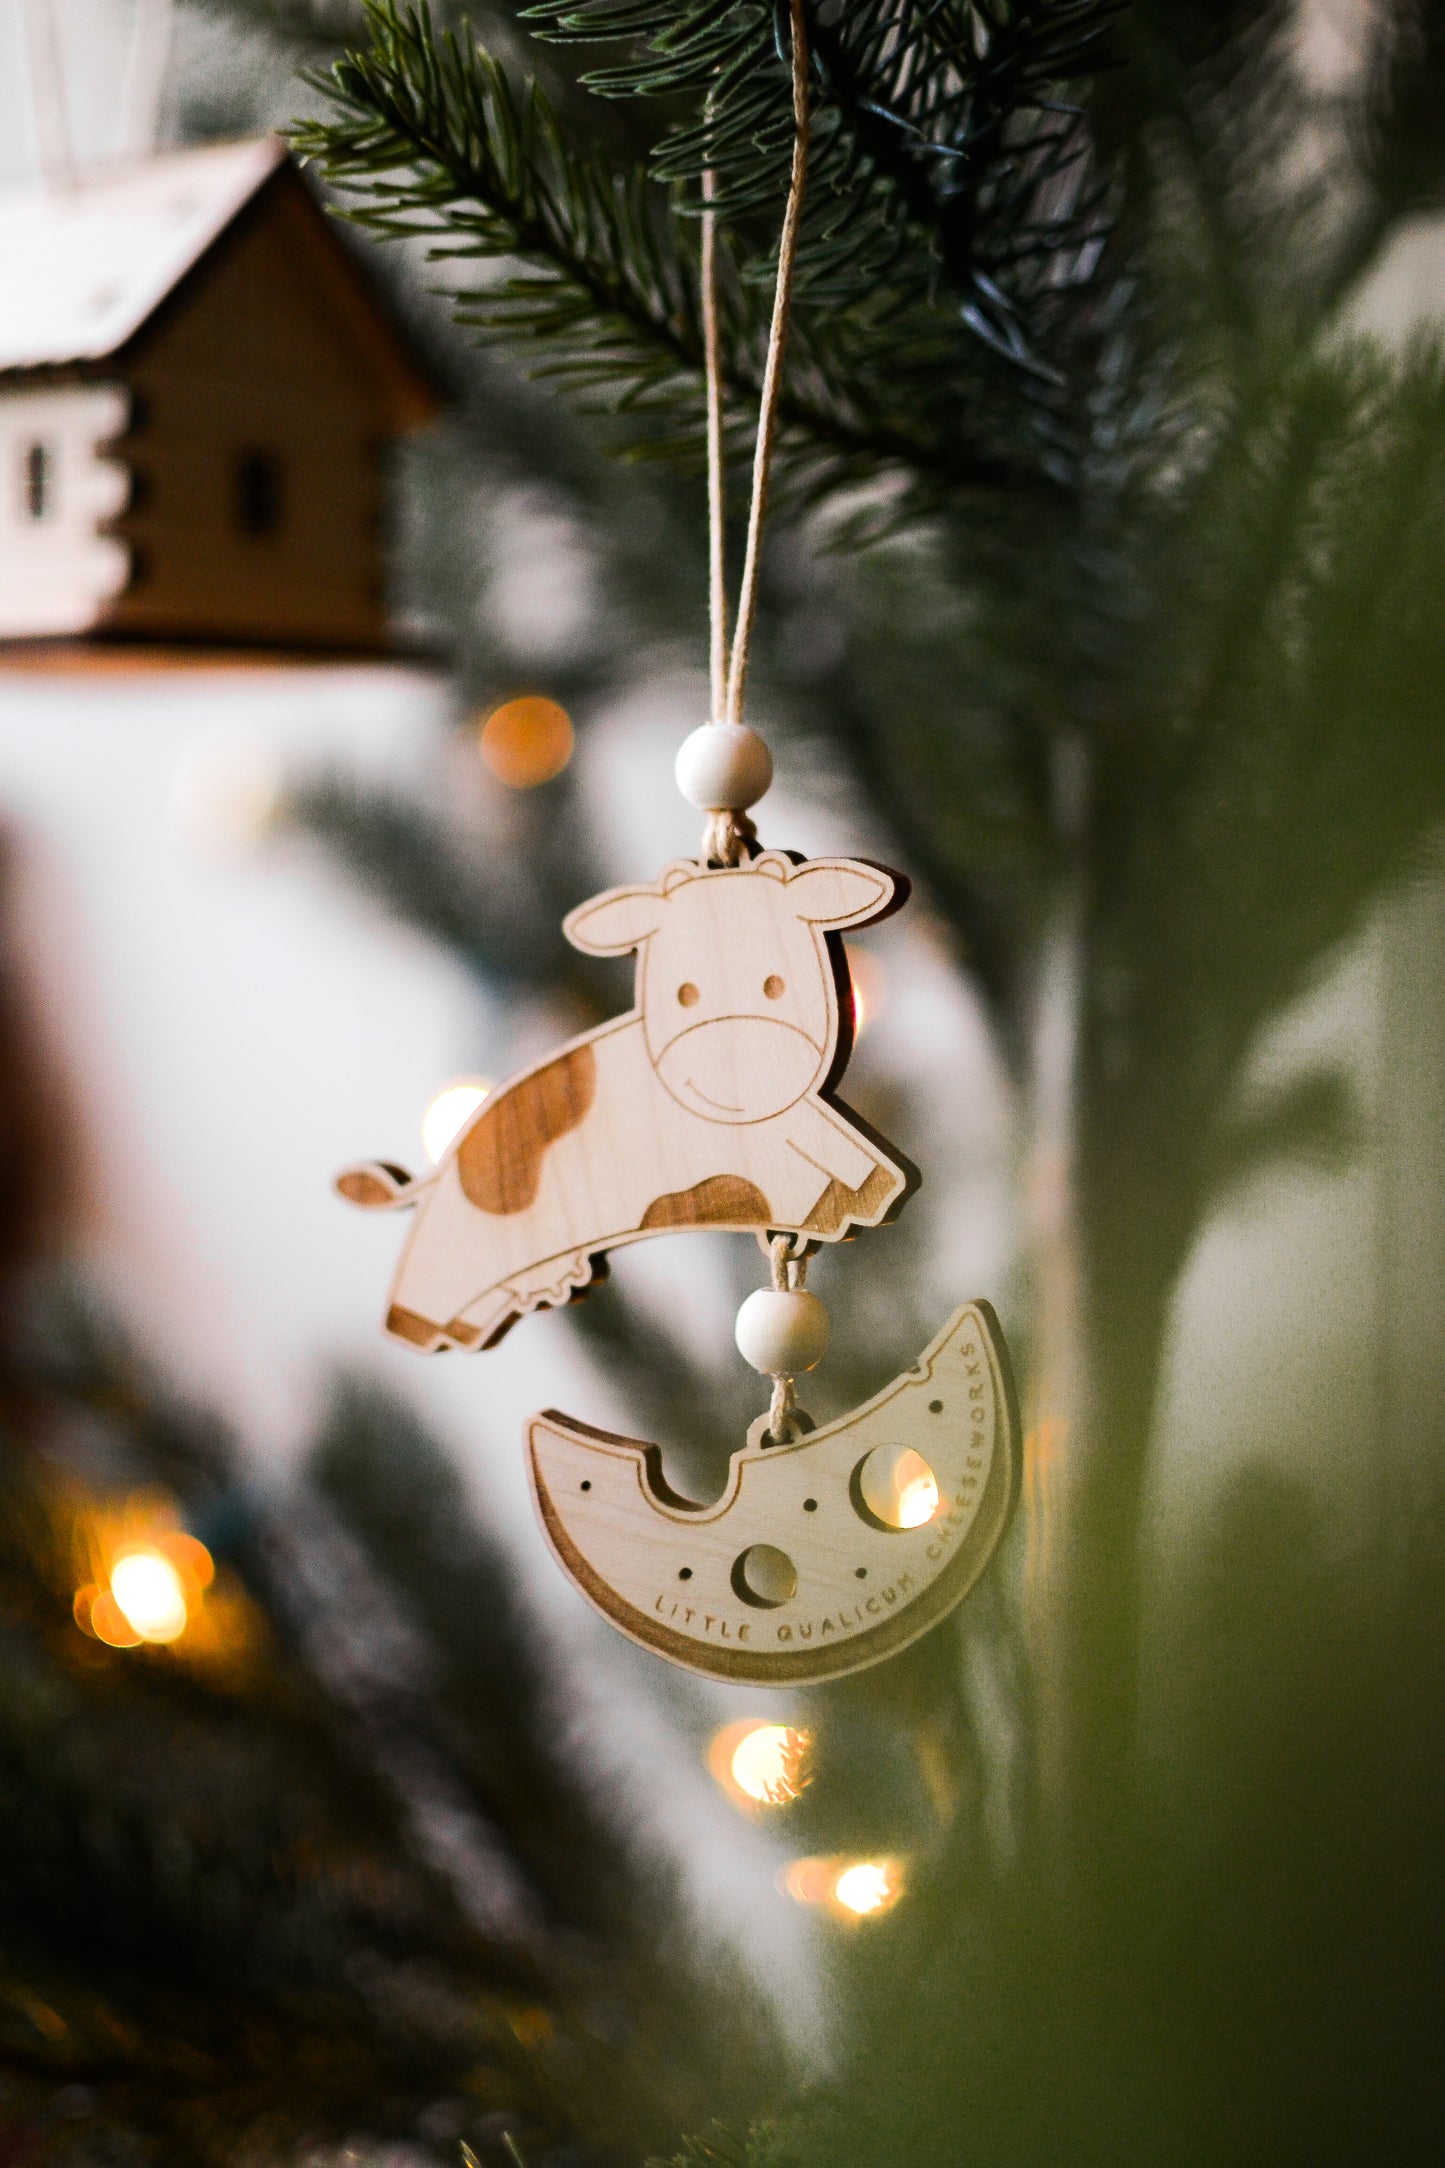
(0, 136, 290, 375)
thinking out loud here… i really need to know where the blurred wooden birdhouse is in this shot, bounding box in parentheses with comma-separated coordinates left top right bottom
(0, 137, 437, 655)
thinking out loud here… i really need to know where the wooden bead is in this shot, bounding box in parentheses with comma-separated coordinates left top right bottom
(735, 1287, 830, 1376)
(675, 723, 773, 812)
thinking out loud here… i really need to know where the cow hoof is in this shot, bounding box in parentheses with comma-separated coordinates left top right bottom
(386, 1304, 451, 1352)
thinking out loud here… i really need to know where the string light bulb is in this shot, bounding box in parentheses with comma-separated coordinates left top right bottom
(74, 1525, 215, 1650)
(111, 1548, 190, 1641)
(707, 1719, 814, 1808)
(832, 1860, 902, 1917)
(780, 1855, 905, 1919)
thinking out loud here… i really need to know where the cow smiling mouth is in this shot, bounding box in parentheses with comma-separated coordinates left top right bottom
(655, 1016, 823, 1121)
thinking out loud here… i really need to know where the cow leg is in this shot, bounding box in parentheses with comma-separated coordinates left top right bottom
(385, 1284, 518, 1354)
(385, 1176, 520, 1351)
(451, 1250, 599, 1344)
(440, 1286, 522, 1351)
(384, 1303, 455, 1353)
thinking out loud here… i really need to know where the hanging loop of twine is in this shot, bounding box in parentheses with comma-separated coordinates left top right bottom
(701, 156, 729, 732)
(768, 1373, 799, 1445)
(698, 0, 809, 865)
(703, 806, 757, 867)
(701, 8, 818, 1440)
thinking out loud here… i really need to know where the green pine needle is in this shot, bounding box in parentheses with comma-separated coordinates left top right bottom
(293, 1, 1092, 515)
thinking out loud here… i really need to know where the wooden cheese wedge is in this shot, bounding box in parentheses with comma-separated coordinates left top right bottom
(527, 1301, 1018, 1683)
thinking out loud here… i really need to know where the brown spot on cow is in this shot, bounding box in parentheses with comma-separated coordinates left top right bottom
(641, 1175, 771, 1230)
(457, 1044, 597, 1215)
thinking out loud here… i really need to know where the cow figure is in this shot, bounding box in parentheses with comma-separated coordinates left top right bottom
(337, 851, 917, 1353)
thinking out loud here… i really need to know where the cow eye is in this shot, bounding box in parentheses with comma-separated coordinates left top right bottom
(678, 982, 700, 1007)
(763, 975, 785, 999)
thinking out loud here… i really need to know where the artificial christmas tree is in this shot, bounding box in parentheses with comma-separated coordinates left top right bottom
(6, 2, 1445, 2163)
(290, 3, 1445, 2158)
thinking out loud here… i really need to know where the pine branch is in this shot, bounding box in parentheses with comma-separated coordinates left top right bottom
(282, 770, 609, 1008)
(294, 1, 1052, 510)
(1, 1278, 782, 2161)
(525, 2, 1124, 370)
(524, 0, 1132, 481)
(309, 1378, 788, 2143)
(1083, 337, 1445, 1243)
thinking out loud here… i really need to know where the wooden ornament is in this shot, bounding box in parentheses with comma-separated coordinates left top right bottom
(338, 850, 918, 1354)
(527, 1302, 1018, 1684)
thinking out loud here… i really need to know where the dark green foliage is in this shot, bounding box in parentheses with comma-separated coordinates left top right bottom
(308, 1378, 786, 2144)
(0, 1289, 534, 2166)
(27, 2, 1445, 2163)
(525, 0, 1122, 361)
(296, 8, 718, 425)
(646, 2118, 804, 2168)
(275, 4, 1445, 2160)
(293, 2, 1080, 508)
(0, 1283, 783, 2163)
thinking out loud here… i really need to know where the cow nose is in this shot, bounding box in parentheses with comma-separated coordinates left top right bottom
(654, 1016, 823, 1122)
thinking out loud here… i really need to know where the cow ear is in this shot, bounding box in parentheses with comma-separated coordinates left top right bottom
(788, 858, 900, 930)
(564, 883, 665, 955)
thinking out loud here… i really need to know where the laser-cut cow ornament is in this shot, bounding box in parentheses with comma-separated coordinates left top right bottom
(337, 851, 918, 1353)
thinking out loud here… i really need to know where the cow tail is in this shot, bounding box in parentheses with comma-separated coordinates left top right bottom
(335, 1160, 430, 1211)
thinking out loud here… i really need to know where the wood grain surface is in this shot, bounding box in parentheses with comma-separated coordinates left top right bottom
(527, 1301, 1019, 1683)
(340, 852, 919, 1353)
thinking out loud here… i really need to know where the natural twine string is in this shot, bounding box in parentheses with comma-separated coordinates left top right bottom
(723, 0, 809, 735)
(701, 158, 729, 734)
(699, 12, 816, 1438)
(699, 0, 809, 868)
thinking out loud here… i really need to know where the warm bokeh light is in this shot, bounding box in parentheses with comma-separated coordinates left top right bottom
(75, 1583, 141, 1648)
(110, 1549, 189, 1642)
(845, 947, 885, 1037)
(478, 695, 575, 788)
(779, 1854, 905, 1919)
(857, 1442, 940, 1529)
(897, 1458, 940, 1528)
(422, 1077, 492, 1162)
(779, 1856, 837, 1906)
(833, 1859, 903, 1916)
(74, 1519, 216, 1651)
(508, 2006, 553, 2048)
(708, 1719, 814, 1808)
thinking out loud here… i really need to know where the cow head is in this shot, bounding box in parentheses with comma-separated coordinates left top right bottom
(564, 853, 901, 1123)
